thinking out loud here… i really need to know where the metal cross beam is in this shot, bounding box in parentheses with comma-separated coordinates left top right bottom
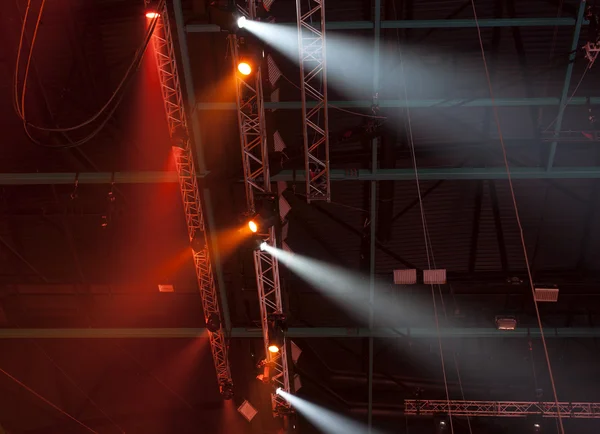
(404, 399, 600, 418)
(296, 0, 331, 201)
(196, 96, 600, 110)
(186, 17, 587, 32)
(149, 2, 232, 395)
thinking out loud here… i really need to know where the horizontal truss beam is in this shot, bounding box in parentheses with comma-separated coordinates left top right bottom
(197, 97, 600, 110)
(404, 399, 600, 418)
(1, 327, 599, 339)
(186, 17, 587, 33)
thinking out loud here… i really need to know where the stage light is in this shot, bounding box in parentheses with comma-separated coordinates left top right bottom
(145, 11, 160, 19)
(206, 312, 221, 333)
(248, 220, 258, 233)
(220, 379, 234, 400)
(237, 16, 247, 28)
(238, 61, 252, 76)
(276, 387, 282, 395)
(260, 242, 267, 251)
(267, 313, 286, 354)
(268, 344, 280, 353)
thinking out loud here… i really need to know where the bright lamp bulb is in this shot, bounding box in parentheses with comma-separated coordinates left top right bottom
(276, 387, 282, 395)
(248, 220, 258, 233)
(238, 62, 252, 76)
(237, 16, 247, 28)
(145, 11, 160, 19)
(268, 344, 280, 353)
(260, 242, 267, 251)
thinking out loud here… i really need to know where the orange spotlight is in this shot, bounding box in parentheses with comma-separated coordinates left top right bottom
(146, 11, 160, 19)
(238, 62, 252, 76)
(248, 220, 258, 233)
(268, 344, 280, 354)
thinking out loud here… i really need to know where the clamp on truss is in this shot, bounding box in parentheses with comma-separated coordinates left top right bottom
(405, 399, 600, 418)
(231, 3, 291, 411)
(296, 0, 331, 202)
(150, 3, 233, 397)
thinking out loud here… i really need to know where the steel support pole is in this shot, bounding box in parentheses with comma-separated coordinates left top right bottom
(546, 0, 587, 170)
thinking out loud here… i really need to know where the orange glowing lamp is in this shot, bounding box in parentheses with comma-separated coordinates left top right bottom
(248, 220, 258, 233)
(146, 11, 160, 19)
(268, 344, 280, 354)
(238, 62, 252, 76)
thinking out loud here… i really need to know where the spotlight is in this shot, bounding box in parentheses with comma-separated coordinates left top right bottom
(206, 312, 221, 333)
(267, 313, 286, 355)
(219, 379, 234, 400)
(237, 16, 247, 28)
(238, 61, 252, 76)
(533, 423, 541, 433)
(145, 11, 160, 19)
(191, 232, 206, 252)
(276, 387, 282, 395)
(248, 220, 259, 233)
(260, 242, 268, 251)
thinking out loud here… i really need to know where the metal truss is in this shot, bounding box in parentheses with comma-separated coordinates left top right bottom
(404, 400, 600, 419)
(150, 3, 232, 391)
(232, 3, 291, 410)
(296, 0, 331, 202)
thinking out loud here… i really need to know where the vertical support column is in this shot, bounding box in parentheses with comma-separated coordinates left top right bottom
(296, 0, 331, 202)
(547, 0, 587, 170)
(232, 3, 290, 411)
(368, 0, 382, 431)
(151, 2, 232, 394)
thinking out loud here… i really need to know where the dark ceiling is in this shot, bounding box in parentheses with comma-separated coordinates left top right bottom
(1, 0, 600, 433)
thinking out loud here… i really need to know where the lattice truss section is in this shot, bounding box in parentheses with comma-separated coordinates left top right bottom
(230, 34, 268, 213)
(404, 400, 600, 419)
(232, 2, 291, 410)
(296, 0, 331, 202)
(150, 4, 232, 389)
(255, 242, 290, 409)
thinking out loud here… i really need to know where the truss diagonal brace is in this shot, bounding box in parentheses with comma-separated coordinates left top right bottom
(296, 0, 331, 202)
(150, 4, 232, 393)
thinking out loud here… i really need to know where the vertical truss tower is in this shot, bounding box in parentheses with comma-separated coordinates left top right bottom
(296, 0, 331, 202)
(232, 3, 291, 410)
(150, 5, 232, 393)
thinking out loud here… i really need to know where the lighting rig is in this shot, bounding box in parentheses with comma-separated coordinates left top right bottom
(230, 1, 292, 414)
(146, 1, 233, 398)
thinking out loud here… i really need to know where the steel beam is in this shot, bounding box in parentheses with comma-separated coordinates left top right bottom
(6, 166, 600, 185)
(196, 97, 600, 110)
(186, 17, 585, 33)
(1, 327, 600, 339)
(271, 167, 600, 181)
(546, 0, 587, 170)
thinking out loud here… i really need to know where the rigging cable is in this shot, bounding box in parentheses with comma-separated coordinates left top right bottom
(0, 365, 98, 433)
(397, 39, 456, 434)
(14, 0, 164, 147)
(469, 0, 565, 432)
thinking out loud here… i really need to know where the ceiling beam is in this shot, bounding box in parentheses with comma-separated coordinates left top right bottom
(197, 97, 600, 110)
(5, 166, 600, 185)
(186, 17, 586, 33)
(0, 327, 598, 339)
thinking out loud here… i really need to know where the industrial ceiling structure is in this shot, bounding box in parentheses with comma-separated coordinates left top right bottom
(2, 0, 600, 433)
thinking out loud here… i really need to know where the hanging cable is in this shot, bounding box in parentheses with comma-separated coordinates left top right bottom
(0, 365, 98, 433)
(469, 1, 565, 433)
(397, 36, 456, 434)
(14, 0, 164, 148)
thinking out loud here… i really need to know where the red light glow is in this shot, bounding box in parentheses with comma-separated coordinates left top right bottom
(146, 11, 160, 19)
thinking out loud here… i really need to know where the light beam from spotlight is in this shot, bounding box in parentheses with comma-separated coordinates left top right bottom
(277, 389, 384, 434)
